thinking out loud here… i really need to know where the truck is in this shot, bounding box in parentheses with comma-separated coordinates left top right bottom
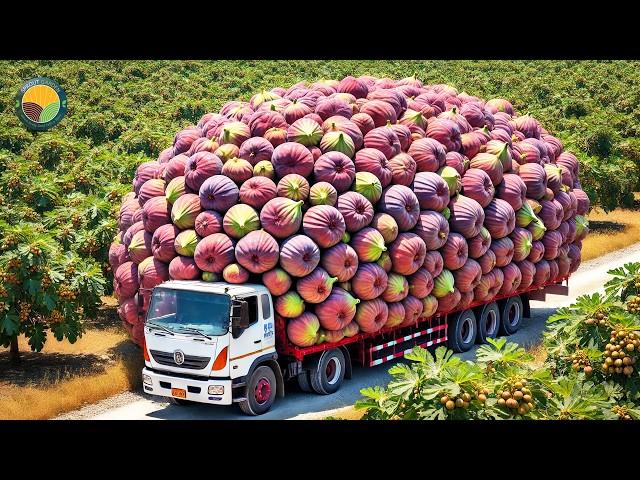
(140, 275, 569, 415)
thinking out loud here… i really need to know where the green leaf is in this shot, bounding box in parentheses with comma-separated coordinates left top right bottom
(388, 367, 423, 399)
(476, 338, 533, 366)
(0, 313, 20, 336)
(604, 262, 640, 299)
(404, 346, 431, 364)
(359, 386, 384, 401)
(25, 278, 41, 296)
(42, 293, 57, 310)
(27, 324, 46, 352)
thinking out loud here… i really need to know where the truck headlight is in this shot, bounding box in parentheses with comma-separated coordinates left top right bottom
(143, 374, 153, 386)
(208, 385, 224, 395)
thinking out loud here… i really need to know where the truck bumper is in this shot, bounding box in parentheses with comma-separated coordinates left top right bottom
(142, 367, 233, 405)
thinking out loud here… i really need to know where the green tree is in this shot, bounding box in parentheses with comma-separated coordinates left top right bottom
(0, 223, 106, 363)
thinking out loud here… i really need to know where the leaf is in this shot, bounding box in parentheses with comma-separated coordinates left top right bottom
(404, 346, 431, 364)
(0, 313, 20, 336)
(423, 381, 460, 399)
(544, 373, 615, 420)
(476, 338, 533, 366)
(487, 337, 506, 350)
(388, 367, 423, 399)
(388, 363, 412, 376)
(25, 278, 41, 297)
(604, 262, 640, 298)
(530, 367, 554, 386)
(42, 293, 56, 310)
(27, 324, 46, 352)
(417, 408, 441, 420)
(359, 386, 384, 400)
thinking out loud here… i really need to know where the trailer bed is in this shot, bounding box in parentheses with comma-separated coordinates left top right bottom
(275, 275, 570, 363)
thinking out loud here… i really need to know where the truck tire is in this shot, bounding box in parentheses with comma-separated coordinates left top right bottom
(447, 309, 477, 353)
(297, 370, 313, 393)
(499, 296, 524, 336)
(309, 349, 346, 395)
(239, 365, 277, 416)
(475, 302, 500, 344)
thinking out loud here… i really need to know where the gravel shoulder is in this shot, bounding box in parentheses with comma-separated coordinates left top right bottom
(54, 391, 149, 420)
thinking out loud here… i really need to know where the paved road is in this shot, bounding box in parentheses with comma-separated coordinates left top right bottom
(57, 243, 640, 420)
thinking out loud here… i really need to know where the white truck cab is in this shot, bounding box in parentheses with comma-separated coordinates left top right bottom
(141, 280, 283, 415)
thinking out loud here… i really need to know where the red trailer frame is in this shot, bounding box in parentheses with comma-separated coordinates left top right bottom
(276, 275, 570, 366)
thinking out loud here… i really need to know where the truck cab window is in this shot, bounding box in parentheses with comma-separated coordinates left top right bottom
(261, 294, 271, 319)
(244, 296, 258, 326)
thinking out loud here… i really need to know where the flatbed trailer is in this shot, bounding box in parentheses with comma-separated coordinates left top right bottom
(275, 276, 569, 392)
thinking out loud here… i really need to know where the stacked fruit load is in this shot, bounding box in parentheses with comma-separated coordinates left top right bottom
(108, 75, 588, 346)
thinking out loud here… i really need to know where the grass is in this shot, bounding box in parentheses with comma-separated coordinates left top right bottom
(0, 355, 143, 420)
(526, 342, 548, 369)
(582, 207, 640, 261)
(0, 311, 143, 420)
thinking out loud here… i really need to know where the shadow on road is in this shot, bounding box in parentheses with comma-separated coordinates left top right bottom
(0, 351, 112, 387)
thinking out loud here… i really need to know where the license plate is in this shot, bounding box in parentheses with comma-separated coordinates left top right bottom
(171, 388, 186, 399)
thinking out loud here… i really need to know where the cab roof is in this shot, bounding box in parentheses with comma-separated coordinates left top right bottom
(154, 280, 268, 297)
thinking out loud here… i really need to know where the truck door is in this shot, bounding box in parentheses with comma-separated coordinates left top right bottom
(229, 294, 274, 378)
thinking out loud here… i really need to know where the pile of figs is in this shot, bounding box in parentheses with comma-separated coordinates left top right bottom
(109, 75, 588, 347)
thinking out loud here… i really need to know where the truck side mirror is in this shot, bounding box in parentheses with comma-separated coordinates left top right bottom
(231, 300, 250, 337)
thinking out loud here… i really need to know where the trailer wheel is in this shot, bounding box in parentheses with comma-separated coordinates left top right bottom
(309, 348, 346, 395)
(297, 370, 313, 393)
(447, 309, 477, 353)
(475, 302, 500, 344)
(499, 296, 524, 336)
(238, 365, 277, 416)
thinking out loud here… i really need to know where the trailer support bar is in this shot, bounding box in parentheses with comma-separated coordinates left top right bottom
(369, 337, 447, 367)
(370, 324, 447, 352)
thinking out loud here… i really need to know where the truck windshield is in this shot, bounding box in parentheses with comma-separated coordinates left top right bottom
(146, 288, 230, 337)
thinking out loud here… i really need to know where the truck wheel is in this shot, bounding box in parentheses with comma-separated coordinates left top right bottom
(309, 349, 346, 395)
(297, 370, 313, 392)
(475, 302, 500, 344)
(447, 309, 477, 353)
(239, 365, 277, 416)
(499, 296, 524, 336)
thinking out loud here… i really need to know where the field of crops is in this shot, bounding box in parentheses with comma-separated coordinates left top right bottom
(0, 60, 638, 356)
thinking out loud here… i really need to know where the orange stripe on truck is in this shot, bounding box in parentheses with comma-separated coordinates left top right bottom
(230, 346, 271, 361)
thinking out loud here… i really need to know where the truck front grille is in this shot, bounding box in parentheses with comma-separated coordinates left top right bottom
(150, 350, 210, 370)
